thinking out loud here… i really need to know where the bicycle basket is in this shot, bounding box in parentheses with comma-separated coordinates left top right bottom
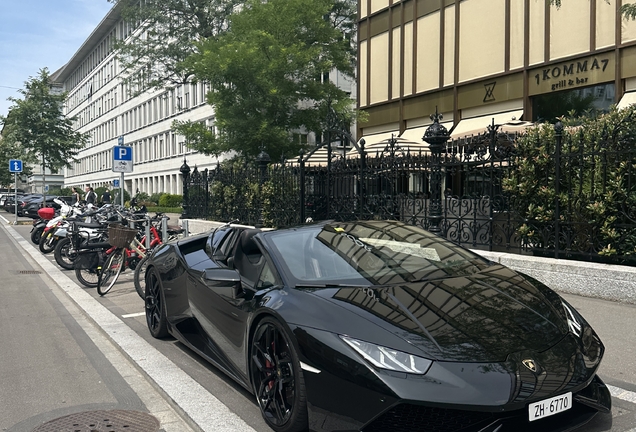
(108, 224, 138, 248)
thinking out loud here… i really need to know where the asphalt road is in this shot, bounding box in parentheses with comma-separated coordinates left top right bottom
(1, 212, 636, 432)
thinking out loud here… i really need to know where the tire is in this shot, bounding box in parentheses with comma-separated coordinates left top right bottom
(39, 232, 57, 254)
(250, 317, 308, 432)
(54, 238, 77, 270)
(75, 267, 100, 288)
(31, 226, 44, 245)
(145, 267, 168, 338)
(97, 249, 124, 296)
(134, 254, 151, 300)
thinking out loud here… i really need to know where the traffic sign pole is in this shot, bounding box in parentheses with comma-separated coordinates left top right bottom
(14, 172, 17, 224)
(9, 159, 23, 225)
(121, 172, 125, 207)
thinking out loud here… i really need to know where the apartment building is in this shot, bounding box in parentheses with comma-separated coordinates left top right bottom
(52, 3, 219, 196)
(357, 0, 636, 144)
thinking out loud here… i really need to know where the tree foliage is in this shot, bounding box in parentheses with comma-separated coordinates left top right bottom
(503, 106, 636, 261)
(550, 0, 636, 19)
(108, 0, 244, 93)
(173, 0, 357, 161)
(0, 69, 87, 186)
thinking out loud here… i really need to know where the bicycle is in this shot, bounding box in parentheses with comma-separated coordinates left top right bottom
(99, 214, 181, 297)
(96, 223, 139, 296)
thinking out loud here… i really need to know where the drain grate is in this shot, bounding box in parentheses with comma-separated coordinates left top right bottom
(31, 410, 160, 432)
(19, 270, 42, 275)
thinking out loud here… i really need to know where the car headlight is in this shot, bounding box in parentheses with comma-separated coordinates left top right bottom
(340, 335, 433, 375)
(562, 301, 602, 362)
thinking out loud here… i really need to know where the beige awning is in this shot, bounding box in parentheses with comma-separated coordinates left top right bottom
(617, 91, 636, 110)
(399, 121, 454, 145)
(451, 109, 524, 138)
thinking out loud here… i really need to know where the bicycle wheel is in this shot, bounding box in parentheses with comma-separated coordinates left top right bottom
(75, 267, 100, 288)
(97, 249, 124, 296)
(134, 253, 151, 300)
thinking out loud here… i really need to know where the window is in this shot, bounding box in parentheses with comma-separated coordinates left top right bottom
(257, 262, 279, 289)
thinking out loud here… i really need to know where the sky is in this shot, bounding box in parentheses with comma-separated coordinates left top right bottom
(0, 0, 114, 118)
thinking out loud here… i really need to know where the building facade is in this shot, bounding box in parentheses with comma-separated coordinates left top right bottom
(357, 0, 636, 143)
(52, 3, 220, 197)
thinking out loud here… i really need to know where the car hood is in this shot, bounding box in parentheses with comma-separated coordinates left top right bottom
(306, 264, 569, 362)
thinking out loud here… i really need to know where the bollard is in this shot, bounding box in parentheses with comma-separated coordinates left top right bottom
(162, 216, 168, 242)
(182, 220, 189, 237)
(145, 216, 151, 250)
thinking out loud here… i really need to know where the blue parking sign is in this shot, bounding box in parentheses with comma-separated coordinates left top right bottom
(9, 159, 22, 173)
(112, 145, 133, 173)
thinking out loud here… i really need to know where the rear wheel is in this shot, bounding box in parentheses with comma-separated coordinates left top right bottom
(54, 238, 76, 270)
(75, 267, 100, 288)
(134, 254, 151, 300)
(250, 318, 308, 432)
(97, 249, 124, 296)
(145, 267, 168, 338)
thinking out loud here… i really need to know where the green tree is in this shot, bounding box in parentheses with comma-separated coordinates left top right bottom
(0, 69, 88, 201)
(550, 0, 636, 19)
(0, 127, 32, 187)
(107, 0, 244, 94)
(173, 0, 357, 161)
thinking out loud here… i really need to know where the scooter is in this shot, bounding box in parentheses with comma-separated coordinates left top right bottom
(30, 207, 57, 245)
(38, 199, 76, 254)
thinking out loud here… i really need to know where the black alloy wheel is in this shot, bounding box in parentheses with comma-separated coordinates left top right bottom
(145, 267, 168, 338)
(250, 318, 308, 432)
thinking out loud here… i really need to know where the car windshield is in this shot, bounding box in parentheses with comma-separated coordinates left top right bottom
(266, 221, 491, 287)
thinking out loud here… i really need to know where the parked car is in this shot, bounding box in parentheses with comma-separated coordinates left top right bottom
(16, 194, 44, 216)
(3, 194, 24, 212)
(141, 219, 611, 432)
(22, 195, 73, 218)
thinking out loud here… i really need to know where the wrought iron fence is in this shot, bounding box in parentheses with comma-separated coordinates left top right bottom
(180, 120, 636, 266)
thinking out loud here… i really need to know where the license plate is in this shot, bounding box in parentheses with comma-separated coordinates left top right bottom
(529, 392, 572, 421)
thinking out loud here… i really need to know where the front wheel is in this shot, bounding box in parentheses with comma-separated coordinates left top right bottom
(97, 249, 124, 296)
(134, 254, 151, 300)
(145, 267, 168, 338)
(39, 232, 58, 254)
(250, 318, 308, 432)
(31, 226, 44, 245)
(54, 238, 76, 270)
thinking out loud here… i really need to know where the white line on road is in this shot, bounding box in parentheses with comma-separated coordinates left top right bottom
(608, 384, 636, 404)
(122, 312, 146, 318)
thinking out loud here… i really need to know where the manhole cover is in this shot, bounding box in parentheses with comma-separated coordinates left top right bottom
(19, 270, 42, 275)
(31, 410, 160, 432)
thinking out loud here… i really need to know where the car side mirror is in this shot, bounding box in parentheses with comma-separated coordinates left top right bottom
(203, 268, 243, 299)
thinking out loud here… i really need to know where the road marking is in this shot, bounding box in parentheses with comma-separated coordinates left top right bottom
(122, 312, 145, 318)
(608, 384, 636, 404)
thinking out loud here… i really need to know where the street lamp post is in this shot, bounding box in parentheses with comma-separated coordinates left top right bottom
(422, 110, 450, 234)
(256, 146, 271, 228)
(180, 157, 191, 219)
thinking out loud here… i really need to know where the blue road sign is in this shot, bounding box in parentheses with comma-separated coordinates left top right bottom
(113, 145, 133, 173)
(113, 179, 120, 187)
(118, 136, 124, 146)
(9, 159, 22, 173)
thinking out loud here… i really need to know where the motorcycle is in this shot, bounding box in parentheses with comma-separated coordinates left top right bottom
(38, 199, 77, 254)
(30, 207, 56, 245)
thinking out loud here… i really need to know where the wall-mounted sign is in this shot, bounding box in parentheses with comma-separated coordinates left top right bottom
(529, 53, 615, 96)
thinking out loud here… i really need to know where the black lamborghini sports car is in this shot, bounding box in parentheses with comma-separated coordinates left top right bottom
(143, 220, 611, 432)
